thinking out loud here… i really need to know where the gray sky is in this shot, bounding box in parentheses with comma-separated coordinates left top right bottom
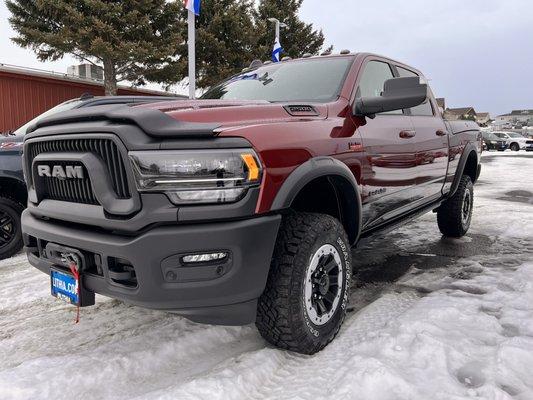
(1, 0, 532, 116)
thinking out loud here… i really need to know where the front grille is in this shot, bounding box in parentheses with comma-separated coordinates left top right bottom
(527, 140, 533, 145)
(27, 138, 131, 204)
(40, 161, 98, 204)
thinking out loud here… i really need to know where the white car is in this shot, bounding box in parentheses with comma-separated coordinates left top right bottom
(492, 131, 529, 151)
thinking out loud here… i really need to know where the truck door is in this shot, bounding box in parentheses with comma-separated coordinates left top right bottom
(396, 66, 449, 201)
(355, 60, 419, 228)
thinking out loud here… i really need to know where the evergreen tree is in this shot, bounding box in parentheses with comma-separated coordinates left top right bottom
(175, 0, 259, 88)
(7, 0, 185, 95)
(7, 0, 329, 92)
(254, 0, 327, 61)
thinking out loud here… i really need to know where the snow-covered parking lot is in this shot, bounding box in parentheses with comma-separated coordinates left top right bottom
(1, 152, 532, 400)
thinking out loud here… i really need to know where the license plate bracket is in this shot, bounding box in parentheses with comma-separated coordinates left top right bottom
(47, 243, 95, 307)
(51, 268, 80, 305)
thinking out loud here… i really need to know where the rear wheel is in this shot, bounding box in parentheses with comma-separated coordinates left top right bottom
(510, 142, 520, 151)
(256, 212, 351, 354)
(0, 196, 24, 260)
(437, 175, 474, 237)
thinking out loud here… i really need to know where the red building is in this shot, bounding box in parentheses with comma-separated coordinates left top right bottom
(0, 63, 176, 133)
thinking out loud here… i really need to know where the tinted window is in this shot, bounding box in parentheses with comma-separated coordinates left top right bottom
(201, 57, 353, 103)
(482, 132, 499, 140)
(397, 67, 434, 116)
(356, 61, 402, 115)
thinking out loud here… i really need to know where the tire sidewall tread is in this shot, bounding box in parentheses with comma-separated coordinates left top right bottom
(256, 212, 351, 354)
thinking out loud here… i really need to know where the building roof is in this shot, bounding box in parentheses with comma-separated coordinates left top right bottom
(498, 110, 533, 117)
(0, 63, 176, 96)
(477, 112, 490, 118)
(445, 107, 476, 116)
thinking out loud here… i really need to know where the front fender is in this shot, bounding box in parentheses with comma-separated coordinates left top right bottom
(271, 156, 362, 244)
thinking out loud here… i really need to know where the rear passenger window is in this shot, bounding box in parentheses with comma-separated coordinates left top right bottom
(357, 61, 402, 115)
(397, 66, 434, 116)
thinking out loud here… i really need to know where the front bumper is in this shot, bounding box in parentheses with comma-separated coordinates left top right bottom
(22, 210, 281, 325)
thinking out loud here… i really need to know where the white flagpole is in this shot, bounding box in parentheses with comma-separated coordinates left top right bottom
(188, 9, 196, 99)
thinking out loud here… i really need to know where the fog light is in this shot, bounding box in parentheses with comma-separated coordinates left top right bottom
(182, 252, 228, 264)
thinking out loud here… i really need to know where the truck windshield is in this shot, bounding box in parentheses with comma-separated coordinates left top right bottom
(201, 57, 353, 103)
(12, 99, 84, 136)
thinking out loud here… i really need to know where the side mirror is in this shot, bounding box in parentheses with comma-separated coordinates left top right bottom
(354, 76, 427, 117)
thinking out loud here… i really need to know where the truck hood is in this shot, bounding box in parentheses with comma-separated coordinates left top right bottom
(136, 99, 328, 131)
(27, 100, 328, 140)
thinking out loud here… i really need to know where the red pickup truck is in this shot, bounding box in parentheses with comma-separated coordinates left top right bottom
(22, 53, 481, 354)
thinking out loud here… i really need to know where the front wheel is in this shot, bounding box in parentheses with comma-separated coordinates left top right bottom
(0, 196, 24, 260)
(437, 175, 474, 237)
(256, 212, 351, 354)
(510, 143, 520, 151)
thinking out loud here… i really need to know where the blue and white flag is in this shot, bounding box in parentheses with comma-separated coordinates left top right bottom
(272, 37, 283, 62)
(184, 0, 200, 16)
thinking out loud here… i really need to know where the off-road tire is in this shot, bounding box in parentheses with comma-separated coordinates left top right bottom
(437, 175, 474, 238)
(256, 212, 351, 354)
(0, 196, 24, 260)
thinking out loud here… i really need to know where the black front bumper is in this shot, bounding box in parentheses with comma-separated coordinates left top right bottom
(22, 210, 281, 325)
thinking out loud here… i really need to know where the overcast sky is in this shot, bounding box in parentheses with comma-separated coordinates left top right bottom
(1, 0, 532, 116)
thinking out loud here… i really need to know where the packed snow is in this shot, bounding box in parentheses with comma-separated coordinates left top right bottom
(1, 152, 532, 400)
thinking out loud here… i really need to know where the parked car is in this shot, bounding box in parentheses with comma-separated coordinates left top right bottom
(481, 131, 508, 151)
(493, 131, 529, 151)
(21, 53, 481, 354)
(0, 95, 184, 259)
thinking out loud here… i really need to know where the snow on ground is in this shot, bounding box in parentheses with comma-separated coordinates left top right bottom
(1, 152, 533, 400)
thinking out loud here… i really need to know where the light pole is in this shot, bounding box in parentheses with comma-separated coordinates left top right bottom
(268, 17, 287, 41)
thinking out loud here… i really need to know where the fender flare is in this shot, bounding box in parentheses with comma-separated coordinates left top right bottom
(271, 156, 362, 244)
(448, 143, 478, 198)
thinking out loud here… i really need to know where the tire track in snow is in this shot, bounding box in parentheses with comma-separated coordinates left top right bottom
(149, 289, 420, 400)
(250, 291, 420, 400)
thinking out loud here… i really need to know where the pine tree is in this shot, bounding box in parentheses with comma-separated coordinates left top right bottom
(7, 0, 185, 95)
(177, 0, 259, 88)
(254, 0, 327, 61)
(7, 0, 329, 92)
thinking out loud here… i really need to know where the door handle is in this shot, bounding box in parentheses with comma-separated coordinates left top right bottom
(436, 130, 447, 136)
(399, 130, 416, 139)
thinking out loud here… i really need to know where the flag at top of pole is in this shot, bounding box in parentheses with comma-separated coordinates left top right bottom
(184, 0, 201, 16)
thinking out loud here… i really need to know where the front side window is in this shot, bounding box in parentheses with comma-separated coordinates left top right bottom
(201, 57, 353, 103)
(356, 61, 402, 115)
(397, 66, 433, 116)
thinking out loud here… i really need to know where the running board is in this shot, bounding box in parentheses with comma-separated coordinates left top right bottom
(359, 198, 444, 240)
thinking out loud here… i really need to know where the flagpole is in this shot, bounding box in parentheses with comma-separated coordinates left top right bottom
(188, 9, 196, 99)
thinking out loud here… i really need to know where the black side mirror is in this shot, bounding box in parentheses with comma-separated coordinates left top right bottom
(354, 76, 427, 118)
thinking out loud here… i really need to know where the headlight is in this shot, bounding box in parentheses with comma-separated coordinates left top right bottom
(129, 149, 262, 205)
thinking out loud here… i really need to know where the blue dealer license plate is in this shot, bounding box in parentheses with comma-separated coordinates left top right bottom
(51, 268, 79, 305)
